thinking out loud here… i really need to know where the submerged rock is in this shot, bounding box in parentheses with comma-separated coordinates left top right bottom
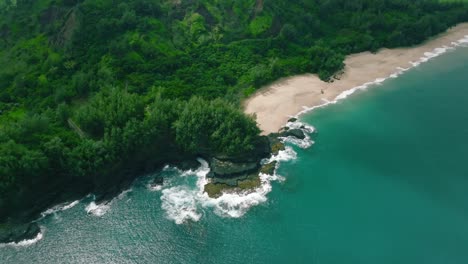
(288, 117, 298, 123)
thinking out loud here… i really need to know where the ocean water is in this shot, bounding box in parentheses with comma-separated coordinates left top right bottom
(2, 45, 468, 264)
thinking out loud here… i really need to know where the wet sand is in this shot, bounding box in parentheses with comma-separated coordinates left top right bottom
(244, 23, 468, 134)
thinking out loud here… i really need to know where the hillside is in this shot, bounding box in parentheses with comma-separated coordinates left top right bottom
(1, 0, 468, 241)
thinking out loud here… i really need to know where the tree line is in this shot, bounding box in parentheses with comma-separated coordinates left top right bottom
(0, 0, 467, 221)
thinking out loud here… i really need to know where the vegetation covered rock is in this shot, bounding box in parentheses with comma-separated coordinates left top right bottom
(204, 174, 261, 198)
(1, 0, 468, 240)
(208, 158, 259, 178)
(260, 161, 277, 176)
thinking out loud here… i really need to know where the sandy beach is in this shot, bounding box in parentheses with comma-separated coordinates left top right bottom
(244, 23, 468, 134)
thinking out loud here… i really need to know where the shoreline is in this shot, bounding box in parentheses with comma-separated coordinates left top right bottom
(244, 23, 468, 134)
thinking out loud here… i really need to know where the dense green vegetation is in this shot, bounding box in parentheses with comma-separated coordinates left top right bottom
(1, 0, 468, 222)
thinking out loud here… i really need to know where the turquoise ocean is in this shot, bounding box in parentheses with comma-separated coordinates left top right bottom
(1, 44, 468, 264)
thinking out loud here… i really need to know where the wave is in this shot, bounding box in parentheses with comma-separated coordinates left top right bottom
(452, 35, 468, 46)
(40, 200, 80, 218)
(85, 189, 132, 217)
(156, 118, 322, 224)
(294, 35, 468, 119)
(158, 153, 295, 224)
(148, 184, 163, 192)
(161, 186, 202, 224)
(0, 227, 44, 248)
(85, 201, 111, 217)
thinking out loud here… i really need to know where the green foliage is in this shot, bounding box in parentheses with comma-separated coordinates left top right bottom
(249, 15, 272, 36)
(0, 0, 467, 221)
(76, 88, 144, 138)
(175, 97, 260, 155)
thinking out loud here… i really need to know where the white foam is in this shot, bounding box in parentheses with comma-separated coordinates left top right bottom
(197, 165, 283, 219)
(117, 189, 132, 199)
(85, 189, 132, 217)
(158, 156, 291, 224)
(85, 201, 110, 217)
(292, 36, 468, 120)
(159, 159, 208, 224)
(161, 186, 201, 224)
(40, 200, 79, 218)
(156, 34, 467, 223)
(148, 184, 163, 191)
(0, 227, 44, 248)
(264, 146, 297, 164)
(281, 136, 314, 149)
(279, 120, 317, 149)
(201, 183, 269, 218)
(458, 35, 468, 44)
(285, 121, 315, 133)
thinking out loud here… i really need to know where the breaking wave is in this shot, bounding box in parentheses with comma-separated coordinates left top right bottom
(85, 189, 132, 217)
(295, 35, 468, 118)
(158, 117, 317, 224)
(158, 146, 301, 224)
(40, 200, 80, 218)
(0, 227, 44, 248)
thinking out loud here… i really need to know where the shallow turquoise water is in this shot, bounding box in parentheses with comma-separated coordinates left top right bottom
(1, 46, 468, 264)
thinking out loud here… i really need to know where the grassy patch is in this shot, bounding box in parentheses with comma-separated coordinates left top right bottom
(249, 15, 272, 36)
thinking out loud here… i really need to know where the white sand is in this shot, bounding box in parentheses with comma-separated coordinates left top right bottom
(244, 23, 468, 134)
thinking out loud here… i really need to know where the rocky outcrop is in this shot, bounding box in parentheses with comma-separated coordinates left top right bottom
(208, 158, 259, 178)
(206, 136, 271, 180)
(170, 159, 201, 171)
(278, 128, 305, 139)
(0, 222, 40, 244)
(260, 161, 277, 175)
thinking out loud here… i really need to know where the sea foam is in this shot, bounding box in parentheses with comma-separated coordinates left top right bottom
(85, 189, 132, 217)
(294, 35, 468, 119)
(161, 186, 202, 224)
(40, 200, 80, 218)
(157, 118, 318, 224)
(0, 227, 44, 248)
(158, 151, 298, 224)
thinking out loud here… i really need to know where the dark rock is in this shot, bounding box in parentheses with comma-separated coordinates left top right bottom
(260, 161, 277, 175)
(153, 175, 164, 185)
(208, 158, 259, 179)
(171, 159, 201, 171)
(214, 136, 270, 163)
(288, 117, 297, 123)
(279, 129, 305, 140)
(0, 222, 40, 244)
(267, 134, 285, 154)
(278, 126, 289, 133)
(210, 174, 249, 187)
